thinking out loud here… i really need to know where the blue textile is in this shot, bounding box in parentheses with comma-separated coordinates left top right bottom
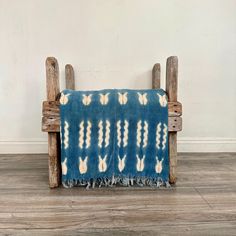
(60, 89, 169, 188)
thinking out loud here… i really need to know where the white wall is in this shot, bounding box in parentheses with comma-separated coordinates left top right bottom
(0, 0, 236, 153)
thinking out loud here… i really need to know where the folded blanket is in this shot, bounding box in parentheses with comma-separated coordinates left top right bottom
(60, 89, 169, 188)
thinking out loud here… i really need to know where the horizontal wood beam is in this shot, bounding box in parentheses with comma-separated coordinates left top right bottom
(168, 102, 182, 117)
(42, 101, 182, 117)
(168, 116, 182, 132)
(42, 115, 182, 132)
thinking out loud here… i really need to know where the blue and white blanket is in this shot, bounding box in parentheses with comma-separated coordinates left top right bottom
(60, 89, 169, 188)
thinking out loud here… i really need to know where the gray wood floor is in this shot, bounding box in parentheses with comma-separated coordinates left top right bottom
(0, 153, 236, 236)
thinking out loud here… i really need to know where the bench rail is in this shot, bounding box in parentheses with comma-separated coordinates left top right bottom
(42, 101, 182, 132)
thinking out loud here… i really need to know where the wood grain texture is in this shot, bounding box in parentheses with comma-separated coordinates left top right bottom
(168, 101, 182, 117)
(42, 116, 60, 132)
(65, 64, 75, 90)
(152, 63, 161, 89)
(166, 56, 178, 184)
(42, 115, 181, 132)
(46, 57, 60, 101)
(45, 57, 60, 188)
(42, 101, 182, 118)
(166, 56, 178, 102)
(168, 117, 182, 132)
(0, 153, 236, 235)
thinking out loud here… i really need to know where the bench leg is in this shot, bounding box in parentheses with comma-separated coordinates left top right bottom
(169, 133, 177, 184)
(166, 56, 178, 184)
(48, 133, 60, 188)
(46, 57, 61, 188)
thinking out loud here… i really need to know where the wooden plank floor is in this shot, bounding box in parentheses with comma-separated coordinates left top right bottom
(0, 153, 236, 235)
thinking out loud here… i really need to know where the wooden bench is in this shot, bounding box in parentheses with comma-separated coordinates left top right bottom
(42, 56, 182, 188)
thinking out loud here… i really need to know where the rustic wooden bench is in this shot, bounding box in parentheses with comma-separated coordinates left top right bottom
(42, 56, 182, 188)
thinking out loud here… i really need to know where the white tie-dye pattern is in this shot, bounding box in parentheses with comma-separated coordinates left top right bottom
(82, 94, 92, 106)
(158, 94, 167, 107)
(98, 155, 107, 172)
(136, 120, 148, 148)
(136, 155, 145, 172)
(143, 121, 148, 148)
(162, 123, 168, 150)
(79, 156, 88, 174)
(155, 157, 164, 174)
(137, 92, 148, 105)
(61, 158, 67, 175)
(98, 120, 103, 148)
(117, 120, 121, 147)
(60, 125, 62, 145)
(118, 92, 128, 105)
(98, 120, 110, 148)
(78, 121, 92, 149)
(123, 120, 129, 147)
(64, 121, 69, 149)
(78, 121, 84, 149)
(117, 120, 129, 147)
(99, 93, 110, 105)
(85, 121, 92, 148)
(156, 122, 162, 149)
(136, 120, 142, 147)
(60, 93, 70, 105)
(105, 120, 110, 147)
(118, 155, 126, 172)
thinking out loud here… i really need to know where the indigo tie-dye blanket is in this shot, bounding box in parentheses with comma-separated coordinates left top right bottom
(60, 89, 169, 188)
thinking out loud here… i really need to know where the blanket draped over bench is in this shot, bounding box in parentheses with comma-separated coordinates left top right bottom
(60, 89, 169, 188)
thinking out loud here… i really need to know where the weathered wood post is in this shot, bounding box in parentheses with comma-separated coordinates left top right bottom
(46, 57, 60, 188)
(65, 64, 75, 90)
(166, 56, 178, 184)
(152, 63, 161, 89)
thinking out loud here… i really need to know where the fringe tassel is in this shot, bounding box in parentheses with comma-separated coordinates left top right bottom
(62, 176, 171, 189)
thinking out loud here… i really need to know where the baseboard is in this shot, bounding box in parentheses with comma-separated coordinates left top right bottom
(0, 141, 48, 154)
(0, 138, 236, 154)
(178, 138, 236, 152)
